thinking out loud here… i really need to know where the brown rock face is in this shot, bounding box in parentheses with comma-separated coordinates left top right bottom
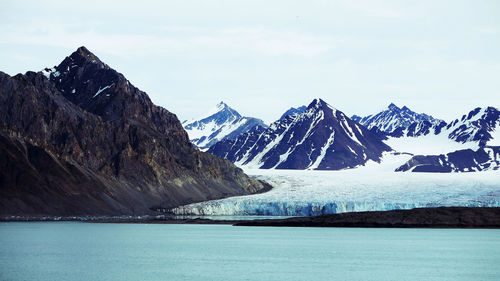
(0, 47, 269, 216)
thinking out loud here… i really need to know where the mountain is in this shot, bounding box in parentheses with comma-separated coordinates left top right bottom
(384, 106, 499, 153)
(0, 46, 269, 216)
(351, 103, 443, 134)
(390, 107, 500, 173)
(353, 104, 500, 147)
(208, 99, 391, 170)
(396, 146, 500, 172)
(445, 106, 500, 146)
(279, 105, 306, 120)
(183, 102, 267, 149)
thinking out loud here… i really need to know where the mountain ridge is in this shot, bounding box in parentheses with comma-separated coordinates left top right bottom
(351, 103, 443, 134)
(209, 98, 391, 170)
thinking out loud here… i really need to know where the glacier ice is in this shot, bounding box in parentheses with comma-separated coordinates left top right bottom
(172, 153, 500, 216)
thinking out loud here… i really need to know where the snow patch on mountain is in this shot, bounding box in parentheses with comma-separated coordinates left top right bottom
(489, 128, 500, 146)
(183, 102, 267, 149)
(385, 133, 480, 155)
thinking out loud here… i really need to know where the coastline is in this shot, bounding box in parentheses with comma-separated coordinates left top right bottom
(2, 207, 500, 228)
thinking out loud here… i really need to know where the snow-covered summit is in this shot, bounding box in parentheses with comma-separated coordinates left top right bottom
(200, 101, 241, 124)
(446, 106, 500, 146)
(384, 106, 500, 155)
(381, 106, 500, 172)
(183, 102, 267, 149)
(208, 98, 390, 170)
(351, 103, 443, 134)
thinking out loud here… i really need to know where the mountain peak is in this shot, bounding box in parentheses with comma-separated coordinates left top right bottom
(48, 46, 133, 121)
(310, 98, 325, 106)
(65, 46, 106, 69)
(307, 98, 337, 114)
(216, 101, 229, 110)
(203, 101, 239, 118)
(388, 103, 400, 111)
(75, 46, 93, 56)
(308, 98, 328, 110)
(184, 102, 266, 149)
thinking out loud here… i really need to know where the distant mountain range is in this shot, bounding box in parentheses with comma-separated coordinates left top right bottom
(353, 104, 499, 147)
(396, 146, 500, 172)
(208, 99, 391, 170)
(352, 103, 443, 134)
(193, 101, 499, 172)
(183, 102, 266, 149)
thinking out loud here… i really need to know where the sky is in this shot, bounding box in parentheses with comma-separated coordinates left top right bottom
(1, 0, 499, 124)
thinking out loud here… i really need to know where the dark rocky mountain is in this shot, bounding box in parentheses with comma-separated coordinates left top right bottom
(395, 146, 500, 172)
(208, 99, 391, 170)
(183, 102, 267, 149)
(353, 104, 499, 147)
(279, 105, 306, 120)
(353, 104, 500, 172)
(0, 47, 269, 216)
(387, 120, 448, 138)
(352, 103, 443, 134)
(445, 106, 499, 146)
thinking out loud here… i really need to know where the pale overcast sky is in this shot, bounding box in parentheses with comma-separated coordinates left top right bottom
(1, 0, 499, 123)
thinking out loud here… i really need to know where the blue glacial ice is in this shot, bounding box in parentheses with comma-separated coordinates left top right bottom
(172, 157, 500, 216)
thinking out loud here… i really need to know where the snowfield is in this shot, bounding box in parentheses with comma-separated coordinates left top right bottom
(172, 153, 500, 216)
(384, 133, 480, 156)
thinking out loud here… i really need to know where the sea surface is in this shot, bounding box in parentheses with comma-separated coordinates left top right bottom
(0, 222, 499, 281)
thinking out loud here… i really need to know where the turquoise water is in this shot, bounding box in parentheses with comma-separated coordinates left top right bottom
(0, 223, 499, 281)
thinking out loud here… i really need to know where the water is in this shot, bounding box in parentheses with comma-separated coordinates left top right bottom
(0, 222, 499, 281)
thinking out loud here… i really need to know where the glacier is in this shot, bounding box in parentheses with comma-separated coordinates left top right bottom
(172, 153, 500, 216)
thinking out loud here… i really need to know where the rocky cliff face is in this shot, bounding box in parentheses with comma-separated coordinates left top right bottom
(0, 47, 269, 216)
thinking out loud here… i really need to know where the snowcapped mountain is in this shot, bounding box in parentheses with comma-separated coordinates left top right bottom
(351, 103, 443, 134)
(183, 102, 267, 149)
(279, 105, 306, 120)
(378, 106, 500, 173)
(445, 106, 500, 146)
(208, 98, 391, 170)
(396, 146, 500, 172)
(353, 104, 499, 147)
(384, 106, 500, 153)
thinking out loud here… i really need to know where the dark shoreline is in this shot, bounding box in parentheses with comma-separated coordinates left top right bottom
(235, 207, 500, 228)
(2, 207, 500, 228)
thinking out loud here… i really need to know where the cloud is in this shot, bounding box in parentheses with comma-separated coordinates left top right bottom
(477, 27, 500, 34)
(0, 22, 335, 57)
